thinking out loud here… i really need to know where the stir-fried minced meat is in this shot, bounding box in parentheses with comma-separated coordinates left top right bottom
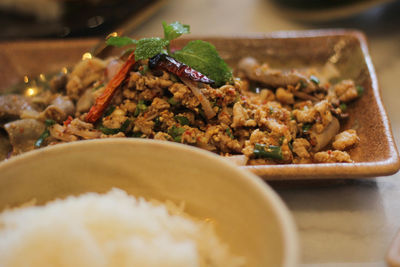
(1, 55, 362, 164)
(332, 129, 359, 151)
(314, 150, 353, 163)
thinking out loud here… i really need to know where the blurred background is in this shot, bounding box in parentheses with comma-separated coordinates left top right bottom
(1, 0, 400, 266)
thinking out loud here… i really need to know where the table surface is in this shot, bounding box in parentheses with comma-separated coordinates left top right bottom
(132, 0, 400, 266)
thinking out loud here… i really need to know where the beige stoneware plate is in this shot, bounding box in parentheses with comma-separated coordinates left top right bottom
(0, 138, 299, 267)
(0, 30, 398, 180)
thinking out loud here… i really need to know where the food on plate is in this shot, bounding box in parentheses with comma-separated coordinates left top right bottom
(0, 188, 245, 267)
(0, 22, 363, 164)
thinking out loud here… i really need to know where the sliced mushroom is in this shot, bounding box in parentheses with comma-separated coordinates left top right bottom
(4, 119, 45, 155)
(238, 57, 317, 92)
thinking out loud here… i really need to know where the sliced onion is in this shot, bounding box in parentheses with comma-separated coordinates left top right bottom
(309, 117, 340, 152)
(106, 59, 123, 82)
(180, 78, 216, 119)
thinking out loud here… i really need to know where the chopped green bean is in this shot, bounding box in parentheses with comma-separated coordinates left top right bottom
(225, 128, 234, 139)
(175, 115, 190, 126)
(253, 143, 283, 160)
(310, 75, 320, 85)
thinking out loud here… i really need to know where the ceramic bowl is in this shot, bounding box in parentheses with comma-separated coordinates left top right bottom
(0, 138, 299, 267)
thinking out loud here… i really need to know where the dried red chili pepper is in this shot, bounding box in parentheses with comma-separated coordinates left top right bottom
(148, 53, 214, 85)
(63, 115, 73, 127)
(86, 52, 136, 123)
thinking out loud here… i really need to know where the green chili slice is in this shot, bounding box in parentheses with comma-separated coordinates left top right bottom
(175, 115, 190, 126)
(168, 125, 186, 142)
(310, 75, 320, 85)
(253, 143, 283, 160)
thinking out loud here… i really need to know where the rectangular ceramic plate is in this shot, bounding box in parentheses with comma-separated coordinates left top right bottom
(0, 30, 398, 180)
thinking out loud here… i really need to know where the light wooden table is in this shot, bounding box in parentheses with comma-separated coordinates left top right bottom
(134, 0, 400, 266)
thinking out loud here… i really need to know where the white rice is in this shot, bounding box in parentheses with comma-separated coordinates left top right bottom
(0, 188, 245, 267)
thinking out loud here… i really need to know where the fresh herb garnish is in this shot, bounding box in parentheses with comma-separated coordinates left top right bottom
(310, 75, 320, 85)
(253, 143, 283, 160)
(135, 38, 169, 61)
(225, 127, 234, 139)
(93, 83, 104, 91)
(168, 97, 178, 106)
(45, 119, 56, 127)
(339, 103, 347, 112)
(163, 21, 190, 53)
(302, 123, 312, 133)
(35, 130, 50, 148)
(106, 36, 137, 47)
(153, 116, 162, 131)
(106, 21, 232, 87)
(269, 106, 274, 115)
(288, 141, 293, 151)
(99, 119, 131, 135)
(120, 119, 131, 132)
(300, 80, 307, 89)
(163, 21, 190, 41)
(168, 125, 186, 142)
(134, 100, 147, 117)
(356, 85, 364, 96)
(139, 65, 150, 75)
(173, 40, 232, 87)
(35, 119, 56, 148)
(104, 106, 116, 117)
(279, 136, 285, 145)
(98, 125, 120, 135)
(175, 115, 190, 125)
(129, 131, 143, 138)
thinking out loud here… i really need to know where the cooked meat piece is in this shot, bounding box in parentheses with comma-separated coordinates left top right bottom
(334, 80, 359, 103)
(332, 129, 359, 150)
(231, 102, 248, 128)
(292, 138, 311, 158)
(313, 100, 333, 133)
(276, 88, 294, 104)
(66, 58, 106, 100)
(292, 107, 316, 123)
(4, 119, 45, 155)
(314, 150, 353, 163)
(49, 124, 78, 142)
(40, 95, 75, 123)
(102, 107, 128, 129)
(237, 57, 317, 92)
(259, 89, 275, 102)
(67, 119, 102, 139)
(134, 116, 154, 135)
(0, 95, 38, 121)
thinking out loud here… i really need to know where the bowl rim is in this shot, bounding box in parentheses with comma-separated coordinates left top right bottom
(0, 138, 299, 266)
